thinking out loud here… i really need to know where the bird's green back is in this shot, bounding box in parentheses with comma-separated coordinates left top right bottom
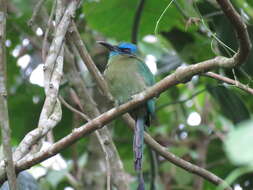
(104, 54, 155, 115)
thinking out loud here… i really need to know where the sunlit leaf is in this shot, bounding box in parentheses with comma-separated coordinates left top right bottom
(225, 120, 253, 165)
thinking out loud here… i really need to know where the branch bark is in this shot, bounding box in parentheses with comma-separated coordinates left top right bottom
(0, 48, 249, 189)
(0, 0, 17, 189)
(131, 0, 146, 44)
(0, 0, 251, 190)
(0, 62, 236, 187)
(64, 45, 129, 189)
(203, 72, 253, 95)
(28, 0, 46, 26)
(216, 0, 251, 65)
(67, 22, 114, 101)
(12, 0, 77, 163)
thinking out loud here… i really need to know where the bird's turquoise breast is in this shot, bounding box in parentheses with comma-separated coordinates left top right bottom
(104, 55, 147, 104)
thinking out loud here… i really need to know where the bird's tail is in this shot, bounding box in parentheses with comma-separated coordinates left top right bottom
(134, 116, 145, 190)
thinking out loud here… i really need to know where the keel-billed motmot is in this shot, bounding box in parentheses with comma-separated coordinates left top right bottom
(99, 41, 155, 190)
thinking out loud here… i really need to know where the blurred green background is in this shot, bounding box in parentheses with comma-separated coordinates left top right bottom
(1, 0, 253, 189)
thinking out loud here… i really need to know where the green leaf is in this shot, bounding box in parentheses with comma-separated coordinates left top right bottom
(46, 169, 68, 188)
(83, 0, 183, 41)
(224, 120, 253, 165)
(173, 166, 193, 185)
(169, 146, 189, 157)
(207, 85, 250, 124)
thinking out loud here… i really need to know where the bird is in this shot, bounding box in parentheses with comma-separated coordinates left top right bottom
(99, 41, 155, 190)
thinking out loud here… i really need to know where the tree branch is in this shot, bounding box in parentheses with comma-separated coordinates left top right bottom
(0, 46, 246, 188)
(64, 44, 129, 189)
(122, 114, 231, 189)
(0, 0, 17, 189)
(60, 93, 111, 190)
(67, 22, 114, 101)
(0, 61, 237, 188)
(131, 0, 146, 44)
(28, 0, 46, 26)
(62, 1, 250, 189)
(42, 0, 57, 61)
(59, 95, 90, 122)
(0, 1, 250, 190)
(203, 72, 253, 95)
(216, 0, 251, 65)
(156, 88, 207, 111)
(12, 0, 77, 163)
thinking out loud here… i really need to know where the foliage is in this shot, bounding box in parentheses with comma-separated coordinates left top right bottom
(1, 0, 253, 189)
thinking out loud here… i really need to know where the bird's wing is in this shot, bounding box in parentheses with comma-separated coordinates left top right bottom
(135, 57, 155, 116)
(135, 57, 155, 87)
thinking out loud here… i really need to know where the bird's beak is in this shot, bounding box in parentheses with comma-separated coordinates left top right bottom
(97, 41, 120, 52)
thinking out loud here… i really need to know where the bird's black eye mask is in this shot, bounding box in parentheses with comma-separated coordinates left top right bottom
(119, 48, 131, 54)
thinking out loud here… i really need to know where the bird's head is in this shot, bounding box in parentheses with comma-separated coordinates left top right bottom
(98, 41, 137, 57)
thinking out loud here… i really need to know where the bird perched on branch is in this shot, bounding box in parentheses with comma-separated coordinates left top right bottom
(99, 41, 155, 190)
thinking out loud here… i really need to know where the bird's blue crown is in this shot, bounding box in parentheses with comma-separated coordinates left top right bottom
(110, 42, 137, 57)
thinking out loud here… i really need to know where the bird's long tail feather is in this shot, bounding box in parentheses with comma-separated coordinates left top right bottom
(134, 116, 145, 190)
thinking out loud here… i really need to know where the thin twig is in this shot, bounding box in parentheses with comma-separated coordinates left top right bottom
(131, 0, 146, 44)
(12, 0, 77, 163)
(174, 1, 188, 19)
(59, 94, 110, 190)
(0, 0, 17, 189)
(66, 173, 84, 189)
(95, 131, 111, 190)
(28, 0, 46, 26)
(122, 114, 232, 190)
(42, 0, 57, 61)
(4, 108, 231, 190)
(0, 0, 251, 189)
(2, 54, 246, 188)
(63, 44, 115, 189)
(148, 148, 158, 190)
(3, 61, 239, 187)
(59, 95, 90, 121)
(67, 22, 114, 101)
(204, 11, 223, 18)
(204, 72, 253, 95)
(156, 88, 207, 111)
(66, 1, 251, 189)
(67, 25, 130, 190)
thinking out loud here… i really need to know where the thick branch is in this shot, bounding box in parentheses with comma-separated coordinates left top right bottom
(64, 46, 129, 189)
(0, 0, 17, 189)
(0, 0, 250, 189)
(67, 25, 128, 188)
(122, 115, 231, 189)
(0, 57, 238, 189)
(65, 24, 232, 188)
(67, 22, 114, 101)
(13, 0, 77, 162)
(216, 0, 251, 65)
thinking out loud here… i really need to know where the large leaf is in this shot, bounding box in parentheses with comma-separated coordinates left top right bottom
(46, 169, 68, 188)
(216, 15, 253, 76)
(83, 0, 183, 41)
(207, 85, 250, 124)
(225, 120, 253, 165)
(7, 83, 44, 144)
